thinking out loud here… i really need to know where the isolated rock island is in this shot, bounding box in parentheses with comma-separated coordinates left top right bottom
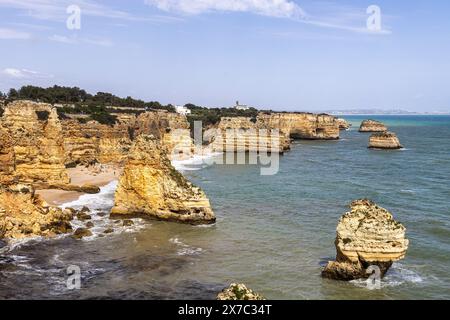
(322, 199, 409, 281)
(359, 120, 388, 132)
(369, 132, 403, 149)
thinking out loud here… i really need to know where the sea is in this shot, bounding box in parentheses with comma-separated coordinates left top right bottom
(1, 115, 449, 300)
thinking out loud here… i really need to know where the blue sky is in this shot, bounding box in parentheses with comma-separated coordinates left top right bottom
(0, 0, 449, 112)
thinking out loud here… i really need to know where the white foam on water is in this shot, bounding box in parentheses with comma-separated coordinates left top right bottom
(172, 152, 222, 172)
(59, 180, 148, 241)
(169, 237, 204, 256)
(350, 263, 423, 289)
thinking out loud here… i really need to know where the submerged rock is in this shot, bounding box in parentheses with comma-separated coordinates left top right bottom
(71, 228, 93, 239)
(369, 132, 403, 149)
(217, 283, 265, 300)
(359, 120, 388, 132)
(111, 135, 215, 225)
(322, 199, 409, 281)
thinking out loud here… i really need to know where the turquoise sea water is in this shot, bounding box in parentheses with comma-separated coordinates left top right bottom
(1, 115, 449, 299)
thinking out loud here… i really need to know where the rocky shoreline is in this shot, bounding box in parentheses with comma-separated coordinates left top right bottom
(0, 99, 412, 298)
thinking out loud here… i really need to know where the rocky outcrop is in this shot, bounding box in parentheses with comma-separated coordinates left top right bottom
(336, 118, 351, 130)
(257, 112, 340, 140)
(0, 184, 74, 240)
(322, 200, 409, 281)
(0, 124, 15, 185)
(1, 101, 70, 186)
(369, 132, 403, 149)
(62, 111, 193, 165)
(111, 135, 215, 224)
(359, 120, 387, 132)
(217, 283, 265, 300)
(210, 117, 291, 154)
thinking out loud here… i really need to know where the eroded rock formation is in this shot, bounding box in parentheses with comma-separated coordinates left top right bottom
(217, 283, 265, 300)
(359, 120, 387, 132)
(0, 184, 74, 239)
(322, 199, 409, 281)
(1, 101, 70, 186)
(210, 117, 291, 154)
(62, 111, 193, 165)
(111, 135, 215, 224)
(257, 112, 340, 140)
(369, 132, 403, 149)
(336, 118, 351, 130)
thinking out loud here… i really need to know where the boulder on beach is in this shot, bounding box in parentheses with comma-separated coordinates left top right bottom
(217, 283, 265, 300)
(359, 120, 388, 132)
(322, 199, 409, 281)
(369, 132, 403, 149)
(71, 227, 92, 240)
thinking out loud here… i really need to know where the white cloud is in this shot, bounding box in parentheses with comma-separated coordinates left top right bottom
(0, 27, 31, 39)
(0, 0, 178, 23)
(49, 34, 113, 47)
(2, 68, 53, 79)
(48, 34, 76, 44)
(144, 0, 305, 18)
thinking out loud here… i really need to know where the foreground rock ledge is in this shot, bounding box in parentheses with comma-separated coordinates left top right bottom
(359, 120, 388, 132)
(0, 184, 74, 240)
(322, 199, 409, 281)
(111, 135, 215, 224)
(217, 283, 265, 300)
(369, 132, 403, 149)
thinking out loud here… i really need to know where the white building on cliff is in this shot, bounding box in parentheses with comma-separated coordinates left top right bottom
(175, 105, 191, 115)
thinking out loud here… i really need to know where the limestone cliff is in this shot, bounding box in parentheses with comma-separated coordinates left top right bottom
(369, 132, 403, 149)
(359, 120, 387, 132)
(111, 135, 215, 224)
(62, 111, 193, 165)
(210, 117, 291, 154)
(256, 112, 340, 140)
(322, 200, 409, 280)
(336, 118, 351, 130)
(0, 101, 70, 186)
(0, 184, 73, 240)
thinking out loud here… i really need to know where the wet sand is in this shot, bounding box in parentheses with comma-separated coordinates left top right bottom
(36, 164, 122, 206)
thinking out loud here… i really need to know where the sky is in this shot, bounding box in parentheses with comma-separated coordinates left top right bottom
(0, 0, 449, 112)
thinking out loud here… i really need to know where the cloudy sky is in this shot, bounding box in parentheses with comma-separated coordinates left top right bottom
(0, 0, 449, 112)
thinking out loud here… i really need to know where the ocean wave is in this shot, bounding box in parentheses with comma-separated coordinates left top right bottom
(169, 237, 204, 256)
(350, 263, 423, 289)
(172, 152, 222, 172)
(60, 180, 147, 241)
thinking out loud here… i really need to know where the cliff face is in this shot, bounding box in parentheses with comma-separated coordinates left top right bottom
(210, 117, 291, 154)
(111, 135, 215, 224)
(62, 111, 193, 165)
(359, 120, 387, 132)
(336, 118, 351, 130)
(1, 101, 70, 186)
(369, 132, 403, 149)
(0, 184, 73, 239)
(256, 113, 340, 140)
(322, 200, 409, 280)
(134, 111, 193, 160)
(0, 124, 15, 185)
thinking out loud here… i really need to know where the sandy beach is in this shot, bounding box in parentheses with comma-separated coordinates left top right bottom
(36, 164, 122, 206)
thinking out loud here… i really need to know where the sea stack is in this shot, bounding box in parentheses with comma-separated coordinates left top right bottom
(322, 199, 409, 281)
(336, 118, 351, 130)
(359, 120, 387, 132)
(111, 135, 215, 224)
(369, 132, 403, 149)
